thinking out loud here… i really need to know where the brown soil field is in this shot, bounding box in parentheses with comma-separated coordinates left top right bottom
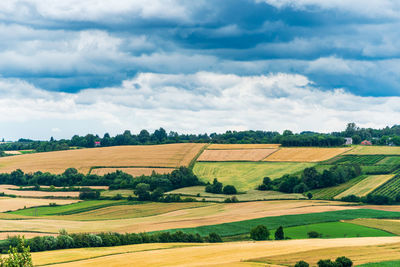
(0, 185, 79, 198)
(0, 143, 205, 174)
(346, 218, 400, 235)
(255, 240, 400, 267)
(37, 237, 400, 267)
(0, 200, 355, 233)
(197, 149, 277, 161)
(264, 147, 352, 162)
(207, 144, 281, 150)
(0, 232, 57, 240)
(91, 167, 175, 176)
(0, 197, 79, 212)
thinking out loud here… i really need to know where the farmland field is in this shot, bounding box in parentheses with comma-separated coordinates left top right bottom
(0, 200, 355, 233)
(0, 143, 205, 174)
(277, 221, 394, 239)
(0, 184, 80, 198)
(252, 238, 400, 267)
(197, 148, 277, 161)
(345, 145, 400, 155)
(371, 175, 400, 198)
(0, 197, 79, 212)
(264, 147, 352, 162)
(378, 156, 400, 165)
(359, 260, 400, 266)
(310, 175, 368, 200)
(167, 186, 305, 202)
(91, 167, 175, 176)
(193, 162, 315, 190)
(335, 175, 395, 199)
(30, 237, 400, 266)
(331, 155, 385, 165)
(207, 144, 280, 149)
(347, 218, 400, 235)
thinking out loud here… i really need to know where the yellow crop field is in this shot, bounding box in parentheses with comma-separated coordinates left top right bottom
(34, 237, 400, 266)
(0, 232, 57, 240)
(255, 239, 400, 267)
(207, 144, 281, 150)
(264, 147, 352, 162)
(55, 202, 211, 221)
(91, 167, 175, 176)
(335, 175, 394, 199)
(0, 143, 205, 174)
(347, 218, 400, 235)
(0, 197, 79, 212)
(197, 149, 277, 161)
(345, 145, 400, 155)
(0, 200, 353, 233)
(0, 185, 80, 198)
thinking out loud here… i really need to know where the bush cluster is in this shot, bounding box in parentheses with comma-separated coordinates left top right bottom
(341, 193, 397, 205)
(1, 231, 223, 253)
(205, 178, 237, 195)
(295, 256, 353, 267)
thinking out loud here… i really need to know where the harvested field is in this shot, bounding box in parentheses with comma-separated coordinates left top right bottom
(0, 185, 79, 198)
(346, 218, 400, 235)
(334, 175, 395, 199)
(0, 232, 57, 240)
(91, 167, 175, 176)
(167, 186, 305, 202)
(0, 200, 354, 233)
(264, 147, 352, 162)
(35, 237, 400, 267)
(193, 162, 314, 190)
(0, 197, 79, 212)
(345, 145, 400, 155)
(0, 143, 205, 174)
(197, 149, 277, 162)
(253, 239, 400, 267)
(207, 144, 280, 150)
(3, 151, 22, 155)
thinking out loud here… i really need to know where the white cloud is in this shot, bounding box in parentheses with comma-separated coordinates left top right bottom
(1, 72, 400, 140)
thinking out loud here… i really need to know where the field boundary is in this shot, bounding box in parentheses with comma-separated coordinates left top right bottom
(188, 144, 209, 170)
(88, 166, 177, 175)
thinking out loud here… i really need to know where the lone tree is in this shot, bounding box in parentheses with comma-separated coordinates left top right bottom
(274, 226, 284, 240)
(250, 225, 270, 241)
(223, 185, 237, 195)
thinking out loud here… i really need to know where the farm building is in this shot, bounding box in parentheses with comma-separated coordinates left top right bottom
(344, 137, 353, 145)
(361, 140, 372, 146)
(94, 141, 101, 147)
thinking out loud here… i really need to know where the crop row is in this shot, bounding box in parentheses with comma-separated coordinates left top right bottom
(371, 175, 400, 198)
(333, 155, 386, 165)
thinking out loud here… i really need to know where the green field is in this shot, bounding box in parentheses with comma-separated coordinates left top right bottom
(335, 175, 394, 199)
(377, 156, 400, 165)
(370, 175, 400, 198)
(359, 260, 400, 267)
(162, 209, 400, 237)
(277, 221, 394, 239)
(193, 162, 315, 191)
(332, 155, 385, 165)
(9, 200, 131, 216)
(310, 175, 368, 200)
(167, 186, 305, 202)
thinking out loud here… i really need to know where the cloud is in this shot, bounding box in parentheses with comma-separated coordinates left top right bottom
(1, 72, 400, 140)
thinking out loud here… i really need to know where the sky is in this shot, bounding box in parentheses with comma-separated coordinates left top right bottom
(1, 0, 400, 140)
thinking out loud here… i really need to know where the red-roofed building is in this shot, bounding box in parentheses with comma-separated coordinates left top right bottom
(361, 140, 372, 146)
(94, 141, 101, 147)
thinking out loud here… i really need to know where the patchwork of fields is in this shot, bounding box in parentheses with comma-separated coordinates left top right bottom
(0, 143, 205, 174)
(335, 175, 395, 199)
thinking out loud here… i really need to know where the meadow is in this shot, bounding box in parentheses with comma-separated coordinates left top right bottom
(197, 148, 277, 161)
(345, 145, 400, 155)
(335, 174, 395, 199)
(0, 143, 205, 174)
(193, 162, 315, 191)
(264, 147, 352, 162)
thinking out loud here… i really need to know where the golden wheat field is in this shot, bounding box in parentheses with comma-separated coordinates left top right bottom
(33, 237, 400, 266)
(264, 147, 352, 162)
(334, 175, 394, 199)
(347, 218, 400, 235)
(0, 197, 79, 212)
(0, 200, 354, 233)
(255, 240, 400, 266)
(91, 167, 176, 176)
(207, 144, 281, 149)
(345, 145, 400, 155)
(197, 149, 277, 161)
(0, 232, 57, 240)
(0, 185, 80, 198)
(0, 143, 205, 174)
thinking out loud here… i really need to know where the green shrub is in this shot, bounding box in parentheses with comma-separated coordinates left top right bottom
(250, 225, 270, 241)
(307, 231, 321, 238)
(222, 185, 237, 194)
(275, 226, 284, 240)
(294, 261, 309, 267)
